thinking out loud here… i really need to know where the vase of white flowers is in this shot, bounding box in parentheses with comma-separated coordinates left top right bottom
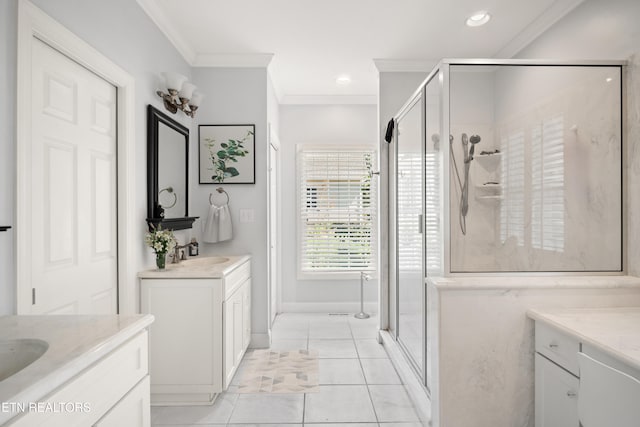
(145, 225, 176, 270)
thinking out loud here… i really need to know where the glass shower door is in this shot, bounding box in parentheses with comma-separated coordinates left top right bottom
(395, 91, 425, 379)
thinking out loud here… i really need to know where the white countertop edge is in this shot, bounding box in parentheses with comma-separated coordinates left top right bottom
(0, 314, 154, 424)
(428, 275, 640, 291)
(137, 254, 251, 279)
(527, 308, 640, 372)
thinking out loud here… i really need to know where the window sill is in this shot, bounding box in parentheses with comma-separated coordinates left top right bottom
(297, 271, 378, 281)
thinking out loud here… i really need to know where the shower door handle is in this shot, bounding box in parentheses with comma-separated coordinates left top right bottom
(418, 214, 423, 234)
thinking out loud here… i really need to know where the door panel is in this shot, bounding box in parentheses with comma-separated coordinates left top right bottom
(395, 92, 425, 378)
(30, 39, 117, 314)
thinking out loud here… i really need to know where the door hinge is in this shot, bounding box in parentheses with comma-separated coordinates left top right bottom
(32, 288, 36, 305)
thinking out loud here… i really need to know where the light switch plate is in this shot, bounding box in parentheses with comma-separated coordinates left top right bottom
(239, 208, 255, 223)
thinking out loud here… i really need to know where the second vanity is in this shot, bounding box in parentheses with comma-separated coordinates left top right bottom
(139, 255, 251, 405)
(529, 307, 640, 426)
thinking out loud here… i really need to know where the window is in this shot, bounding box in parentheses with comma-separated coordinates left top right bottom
(397, 153, 422, 271)
(298, 147, 377, 274)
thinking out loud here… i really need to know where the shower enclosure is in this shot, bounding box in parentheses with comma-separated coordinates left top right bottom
(390, 59, 624, 391)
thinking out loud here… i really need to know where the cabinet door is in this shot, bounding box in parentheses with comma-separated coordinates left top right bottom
(94, 376, 150, 427)
(535, 353, 579, 427)
(224, 288, 243, 387)
(242, 279, 251, 349)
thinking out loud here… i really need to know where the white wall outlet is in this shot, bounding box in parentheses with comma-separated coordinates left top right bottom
(239, 208, 255, 223)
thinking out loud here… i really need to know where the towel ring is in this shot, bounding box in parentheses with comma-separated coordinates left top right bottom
(210, 187, 230, 205)
(159, 187, 177, 209)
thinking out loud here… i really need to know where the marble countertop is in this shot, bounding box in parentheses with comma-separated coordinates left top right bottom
(0, 314, 153, 424)
(138, 254, 250, 279)
(528, 307, 640, 371)
(428, 275, 640, 290)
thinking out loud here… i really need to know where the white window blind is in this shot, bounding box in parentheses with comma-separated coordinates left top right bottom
(500, 130, 525, 245)
(532, 116, 565, 252)
(397, 153, 422, 271)
(298, 148, 377, 273)
(425, 152, 441, 271)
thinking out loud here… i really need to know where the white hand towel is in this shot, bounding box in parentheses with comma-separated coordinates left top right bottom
(218, 204, 233, 242)
(202, 204, 221, 243)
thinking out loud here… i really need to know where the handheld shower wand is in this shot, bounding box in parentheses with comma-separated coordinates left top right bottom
(456, 133, 482, 235)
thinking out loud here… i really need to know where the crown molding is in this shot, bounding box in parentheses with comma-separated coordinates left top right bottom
(192, 53, 274, 68)
(280, 94, 377, 105)
(495, 0, 586, 58)
(373, 59, 437, 73)
(136, 0, 197, 64)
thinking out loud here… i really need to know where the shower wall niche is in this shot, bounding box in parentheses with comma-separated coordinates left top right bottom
(439, 61, 623, 273)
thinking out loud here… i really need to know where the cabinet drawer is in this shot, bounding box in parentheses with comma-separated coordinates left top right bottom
(535, 323, 580, 376)
(224, 260, 251, 298)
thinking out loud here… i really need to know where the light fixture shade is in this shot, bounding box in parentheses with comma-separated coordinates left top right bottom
(179, 82, 197, 100)
(190, 92, 204, 107)
(161, 72, 188, 91)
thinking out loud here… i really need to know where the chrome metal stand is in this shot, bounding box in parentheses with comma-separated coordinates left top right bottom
(354, 271, 371, 319)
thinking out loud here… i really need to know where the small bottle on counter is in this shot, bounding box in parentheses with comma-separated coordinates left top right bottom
(188, 238, 199, 256)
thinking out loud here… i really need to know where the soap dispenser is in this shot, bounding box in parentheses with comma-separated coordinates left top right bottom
(188, 238, 199, 256)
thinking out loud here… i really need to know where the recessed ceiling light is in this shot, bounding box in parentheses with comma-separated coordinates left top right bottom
(605, 77, 613, 83)
(336, 75, 351, 85)
(466, 11, 491, 27)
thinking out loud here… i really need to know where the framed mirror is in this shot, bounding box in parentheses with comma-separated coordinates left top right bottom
(147, 105, 197, 230)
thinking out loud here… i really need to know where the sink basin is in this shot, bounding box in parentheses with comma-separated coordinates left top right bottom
(178, 256, 230, 267)
(0, 339, 49, 382)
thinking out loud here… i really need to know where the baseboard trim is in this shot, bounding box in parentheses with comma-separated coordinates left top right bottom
(280, 302, 378, 314)
(379, 330, 431, 426)
(250, 333, 270, 349)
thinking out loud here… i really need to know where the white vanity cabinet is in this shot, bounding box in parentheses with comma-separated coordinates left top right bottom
(7, 329, 151, 427)
(139, 257, 251, 405)
(534, 322, 580, 427)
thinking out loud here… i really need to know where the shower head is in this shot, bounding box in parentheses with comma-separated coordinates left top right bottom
(468, 135, 481, 161)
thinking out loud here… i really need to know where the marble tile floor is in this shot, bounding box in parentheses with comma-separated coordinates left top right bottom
(151, 313, 423, 427)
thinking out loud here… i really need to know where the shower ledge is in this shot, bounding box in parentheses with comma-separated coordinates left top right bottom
(427, 275, 640, 290)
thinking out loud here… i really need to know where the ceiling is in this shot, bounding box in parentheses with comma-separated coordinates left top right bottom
(138, 0, 584, 104)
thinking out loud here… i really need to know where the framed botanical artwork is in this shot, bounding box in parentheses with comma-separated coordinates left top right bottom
(199, 124, 255, 184)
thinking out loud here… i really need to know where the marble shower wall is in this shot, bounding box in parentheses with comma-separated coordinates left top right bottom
(449, 65, 623, 272)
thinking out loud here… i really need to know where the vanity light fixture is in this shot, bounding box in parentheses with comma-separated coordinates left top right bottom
(466, 11, 491, 27)
(156, 72, 204, 118)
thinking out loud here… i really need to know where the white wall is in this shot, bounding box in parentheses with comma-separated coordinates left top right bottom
(0, 0, 192, 315)
(279, 104, 378, 312)
(189, 67, 270, 343)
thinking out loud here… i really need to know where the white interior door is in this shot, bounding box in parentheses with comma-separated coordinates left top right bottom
(268, 139, 279, 326)
(27, 38, 117, 314)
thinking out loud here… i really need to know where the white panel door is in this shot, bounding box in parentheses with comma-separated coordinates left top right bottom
(28, 38, 117, 314)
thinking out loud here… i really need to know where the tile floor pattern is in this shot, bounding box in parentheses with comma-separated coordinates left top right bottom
(151, 313, 422, 427)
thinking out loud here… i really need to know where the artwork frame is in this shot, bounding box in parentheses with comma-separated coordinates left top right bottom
(198, 124, 256, 184)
